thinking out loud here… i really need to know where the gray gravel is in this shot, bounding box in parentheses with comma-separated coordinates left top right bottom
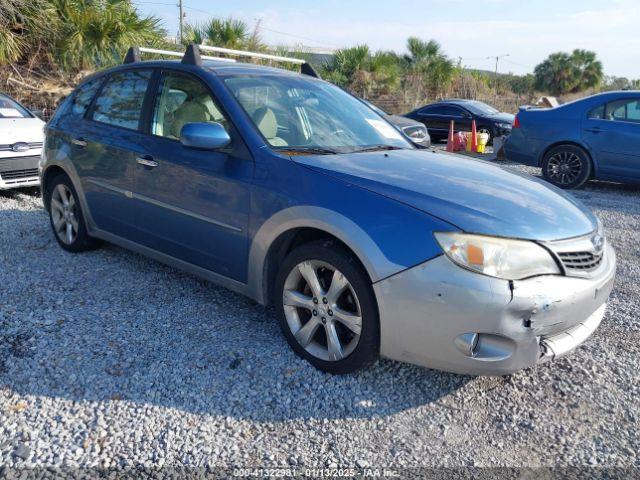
(0, 166, 638, 470)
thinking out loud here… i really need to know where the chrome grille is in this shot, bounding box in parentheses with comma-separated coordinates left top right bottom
(546, 230, 606, 277)
(557, 250, 603, 271)
(0, 168, 39, 181)
(0, 142, 43, 152)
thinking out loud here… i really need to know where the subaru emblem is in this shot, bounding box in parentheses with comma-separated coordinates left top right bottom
(591, 234, 604, 252)
(11, 142, 29, 153)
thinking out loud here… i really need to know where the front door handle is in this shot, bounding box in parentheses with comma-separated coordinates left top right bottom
(585, 127, 603, 133)
(136, 155, 158, 168)
(71, 137, 87, 147)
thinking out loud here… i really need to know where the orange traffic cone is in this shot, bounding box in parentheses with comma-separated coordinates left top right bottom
(446, 120, 455, 152)
(470, 120, 478, 153)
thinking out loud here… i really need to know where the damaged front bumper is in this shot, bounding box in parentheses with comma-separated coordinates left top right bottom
(373, 243, 616, 375)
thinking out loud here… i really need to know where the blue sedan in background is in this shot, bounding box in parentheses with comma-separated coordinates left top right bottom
(506, 91, 640, 189)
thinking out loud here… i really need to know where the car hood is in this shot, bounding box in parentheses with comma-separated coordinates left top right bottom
(0, 117, 45, 144)
(487, 112, 515, 124)
(385, 114, 424, 129)
(293, 149, 597, 241)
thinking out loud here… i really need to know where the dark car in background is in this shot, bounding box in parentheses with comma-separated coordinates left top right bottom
(505, 91, 640, 189)
(405, 99, 514, 144)
(360, 99, 431, 148)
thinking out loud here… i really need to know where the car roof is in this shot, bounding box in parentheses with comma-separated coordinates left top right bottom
(88, 59, 308, 80)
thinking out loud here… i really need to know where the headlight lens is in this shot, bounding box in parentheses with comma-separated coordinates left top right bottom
(434, 232, 560, 280)
(496, 122, 512, 130)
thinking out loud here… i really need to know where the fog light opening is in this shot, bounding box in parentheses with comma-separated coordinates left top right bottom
(454, 332, 479, 357)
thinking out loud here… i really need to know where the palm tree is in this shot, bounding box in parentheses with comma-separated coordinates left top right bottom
(402, 37, 454, 102)
(0, 0, 54, 65)
(534, 50, 603, 95)
(51, 0, 165, 71)
(182, 17, 266, 57)
(322, 45, 370, 89)
(571, 49, 603, 91)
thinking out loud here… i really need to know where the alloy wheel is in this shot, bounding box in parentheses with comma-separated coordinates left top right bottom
(50, 184, 79, 245)
(282, 260, 362, 362)
(546, 151, 583, 185)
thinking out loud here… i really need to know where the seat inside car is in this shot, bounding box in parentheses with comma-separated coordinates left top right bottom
(169, 93, 228, 138)
(251, 106, 288, 146)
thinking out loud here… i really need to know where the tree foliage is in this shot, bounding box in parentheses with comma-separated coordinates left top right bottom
(0, 0, 165, 71)
(534, 49, 603, 95)
(182, 17, 265, 51)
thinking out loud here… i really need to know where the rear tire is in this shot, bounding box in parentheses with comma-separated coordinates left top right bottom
(47, 174, 101, 253)
(274, 240, 379, 374)
(541, 145, 591, 189)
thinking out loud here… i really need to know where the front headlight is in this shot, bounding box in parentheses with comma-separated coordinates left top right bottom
(496, 122, 512, 130)
(434, 232, 560, 280)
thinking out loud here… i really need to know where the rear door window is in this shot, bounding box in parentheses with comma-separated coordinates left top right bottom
(418, 106, 444, 115)
(604, 99, 640, 123)
(91, 70, 152, 130)
(443, 106, 464, 117)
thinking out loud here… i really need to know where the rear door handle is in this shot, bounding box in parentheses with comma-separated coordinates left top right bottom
(71, 137, 87, 147)
(136, 155, 158, 168)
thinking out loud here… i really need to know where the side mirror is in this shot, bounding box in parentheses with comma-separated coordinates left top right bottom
(180, 122, 230, 150)
(32, 109, 45, 119)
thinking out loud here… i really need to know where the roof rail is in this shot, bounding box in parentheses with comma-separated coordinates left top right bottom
(123, 44, 321, 78)
(198, 45, 321, 78)
(122, 45, 236, 65)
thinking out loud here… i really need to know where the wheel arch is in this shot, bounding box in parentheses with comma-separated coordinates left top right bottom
(247, 206, 404, 306)
(261, 227, 370, 306)
(41, 165, 70, 211)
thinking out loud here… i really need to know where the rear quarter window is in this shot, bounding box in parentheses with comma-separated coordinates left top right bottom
(50, 77, 103, 125)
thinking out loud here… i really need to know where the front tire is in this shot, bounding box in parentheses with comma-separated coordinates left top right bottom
(47, 174, 101, 252)
(274, 240, 379, 374)
(541, 145, 592, 189)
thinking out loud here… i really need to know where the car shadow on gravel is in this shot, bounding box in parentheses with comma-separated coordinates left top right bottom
(1, 200, 472, 422)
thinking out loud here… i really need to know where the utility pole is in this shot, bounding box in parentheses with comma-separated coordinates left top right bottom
(178, 0, 184, 44)
(489, 54, 510, 96)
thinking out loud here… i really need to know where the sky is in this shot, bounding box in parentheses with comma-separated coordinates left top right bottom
(133, 0, 640, 78)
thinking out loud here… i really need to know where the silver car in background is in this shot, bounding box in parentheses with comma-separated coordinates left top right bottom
(0, 93, 45, 190)
(360, 98, 431, 148)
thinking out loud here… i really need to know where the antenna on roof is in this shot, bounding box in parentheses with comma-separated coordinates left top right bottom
(123, 46, 141, 64)
(182, 43, 202, 66)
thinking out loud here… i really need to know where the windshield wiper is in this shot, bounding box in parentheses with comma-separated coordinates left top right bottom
(276, 146, 338, 155)
(351, 145, 405, 153)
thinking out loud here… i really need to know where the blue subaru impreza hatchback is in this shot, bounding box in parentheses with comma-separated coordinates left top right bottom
(41, 45, 616, 375)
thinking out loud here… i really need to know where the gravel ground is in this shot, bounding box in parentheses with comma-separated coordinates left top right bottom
(0, 164, 638, 472)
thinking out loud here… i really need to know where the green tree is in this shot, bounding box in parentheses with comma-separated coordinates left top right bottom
(182, 17, 265, 51)
(51, 0, 165, 71)
(534, 49, 603, 95)
(0, 0, 54, 64)
(404, 37, 456, 100)
(321, 45, 400, 97)
(510, 73, 536, 96)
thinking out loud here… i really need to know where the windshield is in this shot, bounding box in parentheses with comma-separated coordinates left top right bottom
(223, 74, 412, 153)
(0, 94, 32, 118)
(465, 101, 500, 116)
